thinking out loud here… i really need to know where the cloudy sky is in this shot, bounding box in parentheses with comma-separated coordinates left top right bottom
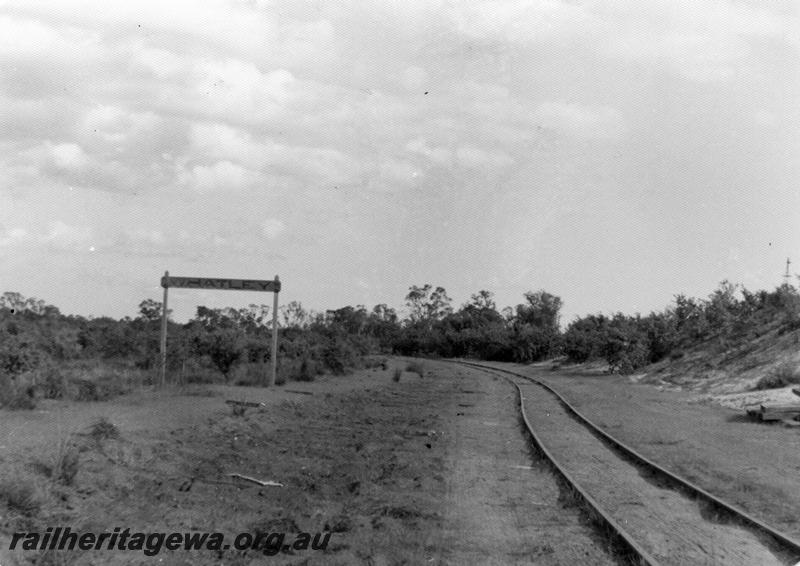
(1, 0, 799, 322)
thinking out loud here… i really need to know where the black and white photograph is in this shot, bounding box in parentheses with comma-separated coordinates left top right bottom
(1, 1, 800, 564)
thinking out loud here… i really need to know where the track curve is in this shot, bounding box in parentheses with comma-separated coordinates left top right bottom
(457, 360, 800, 566)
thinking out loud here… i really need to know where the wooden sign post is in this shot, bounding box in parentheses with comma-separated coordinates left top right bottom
(159, 272, 281, 388)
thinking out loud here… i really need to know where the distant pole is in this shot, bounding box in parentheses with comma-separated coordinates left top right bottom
(160, 270, 169, 388)
(785, 258, 792, 286)
(269, 275, 280, 387)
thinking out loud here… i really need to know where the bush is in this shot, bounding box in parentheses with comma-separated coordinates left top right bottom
(36, 365, 69, 399)
(293, 357, 315, 382)
(754, 362, 800, 390)
(88, 417, 119, 442)
(232, 362, 267, 386)
(182, 359, 219, 384)
(0, 375, 37, 410)
(68, 378, 99, 401)
(322, 344, 347, 375)
(0, 332, 45, 376)
(25, 362, 143, 402)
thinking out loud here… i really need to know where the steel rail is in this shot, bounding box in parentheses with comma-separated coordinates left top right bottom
(502, 371, 661, 565)
(458, 360, 800, 562)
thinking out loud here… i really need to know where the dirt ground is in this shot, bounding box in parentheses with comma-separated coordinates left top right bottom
(477, 361, 800, 541)
(433, 363, 617, 565)
(514, 377, 787, 565)
(0, 359, 617, 566)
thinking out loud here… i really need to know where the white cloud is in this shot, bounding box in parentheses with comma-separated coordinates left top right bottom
(126, 229, 165, 245)
(448, 0, 594, 44)
(190, 59, 296, 118)
(10, 0, 277, 57)
(44, 220, 92, 248)
(0, 14, 101, 62)
(456, 145, 514, 168)
(533, 101, 626, 140)
(81, 105, 160, 144)
(129, 44, 184, 79)
(181, 160, 253, 192)
(601, 1, 796, 82)
(446, 1, 799, 83)
(188, 121, 361, 185)
(406, 137, 452, 165)
(262, 218, 285, 239)
(49, 142, 89, 169)
(754, 109, 777, 127)
(0, 226, 28, 247)
(1, 0, 798, 323)
(379, 159, 422, 185)
(401, 66, 428, 92)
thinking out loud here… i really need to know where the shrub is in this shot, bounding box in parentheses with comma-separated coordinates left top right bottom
(88, 417, 120, 442)
(232, 362, 266, 386)
(68, 378, 99, 401)
(754, 362, 800, 390)
(0, 375, 37, 410)
(37, 366, 68, 399)
(0, 332, 45, 376)
(193, 330, 243, 381)
(183, 359, 219, 384)
(322, 344, 347, 375)
(293, 357, 315, 382)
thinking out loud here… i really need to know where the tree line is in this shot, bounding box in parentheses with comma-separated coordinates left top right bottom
(2, 278, 800, 406)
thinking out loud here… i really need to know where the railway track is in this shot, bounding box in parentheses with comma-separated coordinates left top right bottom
(458, 360, 800, 566)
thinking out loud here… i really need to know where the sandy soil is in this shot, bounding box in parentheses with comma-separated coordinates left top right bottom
(476, 361, 800, 541)
(0, 359, 619, 566)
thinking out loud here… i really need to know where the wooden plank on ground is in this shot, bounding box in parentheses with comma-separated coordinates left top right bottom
(225, 399, 265, 408)
(760, 403, 800, 421)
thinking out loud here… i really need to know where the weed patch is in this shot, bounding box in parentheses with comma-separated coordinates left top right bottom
(87, 417, 120, 443)
(34, 438, 80, 485)
(0, 477, 42, 516)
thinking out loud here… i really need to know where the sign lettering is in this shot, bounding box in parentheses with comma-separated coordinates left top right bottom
(161, 276, 280, 293)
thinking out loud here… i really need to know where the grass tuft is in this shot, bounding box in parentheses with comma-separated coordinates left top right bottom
(406, 361, 425, 378)
(35, 437, 81, 485)
(87, 417, 119, 443)
(393, 368, 402, 382)
(0, 477, 42, 516)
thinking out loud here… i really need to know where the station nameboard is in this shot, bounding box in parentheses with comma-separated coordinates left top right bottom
(161, 276, 280, 292)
